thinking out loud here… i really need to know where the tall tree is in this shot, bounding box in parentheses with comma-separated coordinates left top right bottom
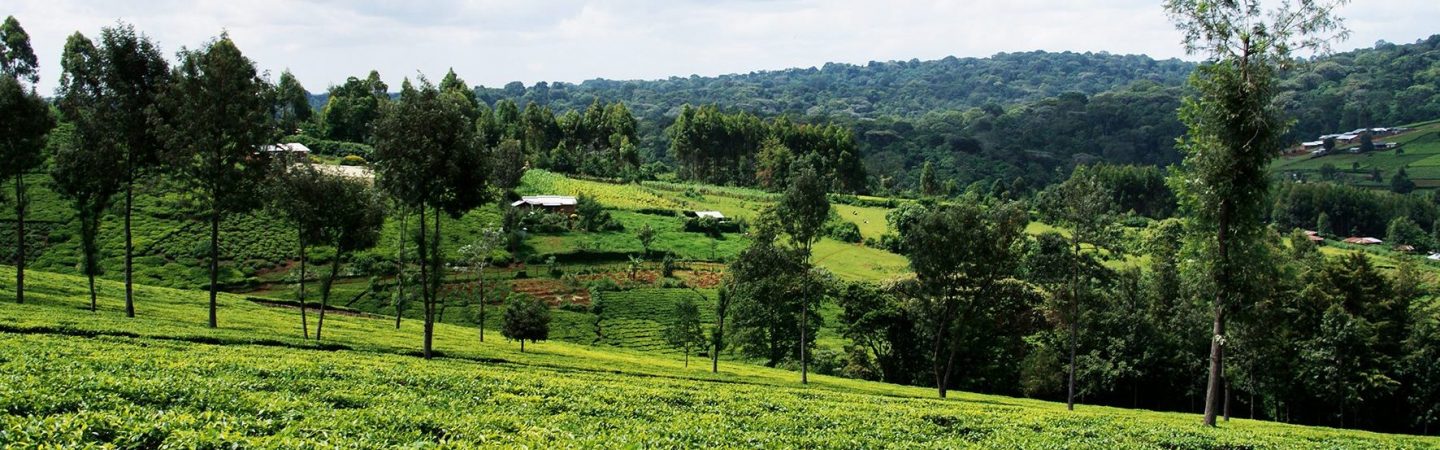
(373, 77, 491, 358)
(321, 71, 388, 143)
(777, 166, 830, 383)
(664, 297, 706, 367)
(91, 23, 170, 318)
(919, 160, 939, 197)
(274, 69, 312, 134)
(53, 32, 122, 312)
(710, 285, 731, 373)
(1164, 0, 1349, 426)
(0, 16, 53, 305)
(900, 199, 1028, 398)
(154, 34, 275, 328)
(311, 173, 385, 340)
(269, 161, 325, 338)
(1052, 173, 1119, 410)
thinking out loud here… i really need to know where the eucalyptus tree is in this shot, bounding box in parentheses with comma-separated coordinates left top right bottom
(776, 166, 829, 383)
(269, 161, 325, 338)
(92, 23, 170, 318)
(1163, 0, 1349, 426)
(1051, 173, 1119, 410)
(0, 16, 54, 305)
(373, 77, 491, 359)
(53, 32, 122, 312)
(154, 34, 275, 328)
(274, 69, 312, 134)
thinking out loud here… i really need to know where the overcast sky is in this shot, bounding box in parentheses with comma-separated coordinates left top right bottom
(11, 0, 1439, 95)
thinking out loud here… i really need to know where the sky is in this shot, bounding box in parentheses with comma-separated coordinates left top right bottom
(10, 0, 1440, 95)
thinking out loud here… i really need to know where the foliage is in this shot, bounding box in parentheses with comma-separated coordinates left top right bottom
(668, 105, 865, 192)
(576, 193, 622, 232)
(662, 297, 706, 366)
(319, 70, 387, 143)
(501, 293, 551, 351)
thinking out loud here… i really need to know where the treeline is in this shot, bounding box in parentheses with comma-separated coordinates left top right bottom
(1284, 35, 1440, 140)
(311, 70, 645, 180)
(669, 105, 866, 192)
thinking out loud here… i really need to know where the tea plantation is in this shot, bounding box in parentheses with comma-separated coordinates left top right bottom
(2, 266, 1436, 448)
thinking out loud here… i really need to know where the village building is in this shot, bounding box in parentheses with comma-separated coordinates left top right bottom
(511, 195, 578, 214)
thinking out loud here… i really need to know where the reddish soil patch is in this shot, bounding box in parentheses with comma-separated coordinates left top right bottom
(508, 278, 590, 306)
(679, 270, 724, 288)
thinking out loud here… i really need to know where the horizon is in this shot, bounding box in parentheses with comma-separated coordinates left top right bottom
(10, 0, 1439, 94)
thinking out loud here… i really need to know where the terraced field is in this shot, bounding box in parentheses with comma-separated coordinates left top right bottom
(1272, 119, 1440, 188)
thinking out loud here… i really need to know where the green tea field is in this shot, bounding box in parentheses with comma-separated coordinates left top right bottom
(2, 266, 1435, 448)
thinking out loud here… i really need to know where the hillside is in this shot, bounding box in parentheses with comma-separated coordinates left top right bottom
(2, 266, 1435, 448)
(1273, 118, 1440, 189)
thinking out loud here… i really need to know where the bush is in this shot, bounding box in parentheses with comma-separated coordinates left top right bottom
(339, 155, 367, 166)
(661, 254, 677, 278)
(825, 220, 862, 243)
(683, 217, 741, 237)
(286, 134, 374, 159)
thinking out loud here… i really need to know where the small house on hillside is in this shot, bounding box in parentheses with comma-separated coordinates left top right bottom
(262, 142, 311, 155)
(1303, 230, 1324, 243)
(685, 210, 727, 221)
(512, 195, 578, 214)
(1342, 237, 1383, 245)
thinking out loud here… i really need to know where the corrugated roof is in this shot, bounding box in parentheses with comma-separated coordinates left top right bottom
(512, 195, 577, 207)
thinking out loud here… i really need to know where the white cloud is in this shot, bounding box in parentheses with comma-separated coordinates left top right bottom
(9, 0, 1439, 95)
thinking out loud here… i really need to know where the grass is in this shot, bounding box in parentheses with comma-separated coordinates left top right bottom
(1, 266, 1436, 448)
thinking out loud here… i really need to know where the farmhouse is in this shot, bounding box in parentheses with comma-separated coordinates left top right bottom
(1303, 230, 1324, 242)
(511, 195, 578, 214)
(1342, 237, 1383, 245)
(261, 142, 311, 154)
(685, 210, 727, 221)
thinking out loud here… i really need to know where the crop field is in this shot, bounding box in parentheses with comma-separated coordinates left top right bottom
(1272, 120, 1440, 189)
(2, 266, 1436, 448)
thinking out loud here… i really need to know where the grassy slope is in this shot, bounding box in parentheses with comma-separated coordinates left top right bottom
(1272, 120, 1440, 188)
(2, 266, 1435, 448)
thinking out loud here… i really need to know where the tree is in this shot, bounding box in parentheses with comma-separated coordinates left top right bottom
(1, 16, 39, 84)
(491, 138, 526, 193)
(901, 199, 1029, 398)
(321, 70, 387, 143)
(274, 69, 312, 134)
(94, 24, 169, 318)
(919, 160, 939, 197)
(154, 34, 275, 328)
(1391, 167, 1415, 194)
(1316, 212, 1332, 236)
(0, 16, 54, 305)
(1164, 0, 1348, 427)
(636, 223, 656, 258)
(728, 215, 816, 367)
(502, 294, 550, 352)
(458, 227, 504, 342)
(664, 297, 706, 367)
(1051, 173, 1119, 410)
(373, 77, 491, 358)
(268, 161, 324, 338)
(777, 166, 830, 383)
(710, 285, 731, 373)
(837, 281, 923, 384)
(311, 173, 386, 340)
(53, 33, 123, 311)
(1385, 216, 1430, 251)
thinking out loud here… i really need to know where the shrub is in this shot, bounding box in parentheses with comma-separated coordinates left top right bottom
(339, 155, 368, 166)
(824, 220, 863, 243)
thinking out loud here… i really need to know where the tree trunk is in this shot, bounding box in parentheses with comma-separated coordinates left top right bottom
(299, 237, 309, 339)
(317, 246, 342, 341)
(1068, 239, 1080, 411)
(1224, 379, 1231, 422)
(84, 215, 97, 312)
(1203, 201, 1232, 427)
(395, 207, 406, 329)
(208, 210, 220, 328)
(14, 175, 24, 304)
(684, 349, 689, 367)
(124, 175, 135, 317)
(478, 274, 486, 343)
(520, 338, 525, 352)
(419, 207, 433, 359)
(801, 288, 809, 384)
